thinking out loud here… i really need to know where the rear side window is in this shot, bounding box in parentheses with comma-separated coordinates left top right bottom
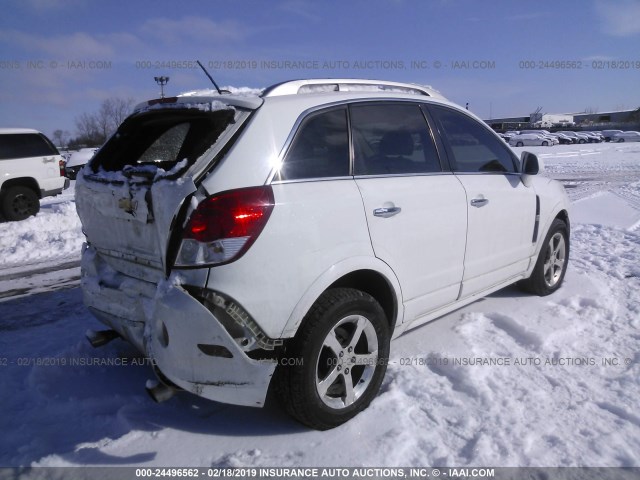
(350, 103, 441, 175)
(0, 133, 59, 160)
(90, 108, 235, 173)
(278, 108, 349, 181)
(430, 106, 518, 173)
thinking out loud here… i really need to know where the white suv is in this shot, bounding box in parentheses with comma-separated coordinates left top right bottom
(0, 128, 69, 220)
(76, 79, 570, 429)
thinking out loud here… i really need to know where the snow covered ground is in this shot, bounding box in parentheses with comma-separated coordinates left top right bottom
(0, 142, 639, 468)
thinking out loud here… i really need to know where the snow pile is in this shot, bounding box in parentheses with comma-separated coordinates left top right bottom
(0, 196, 83, 270)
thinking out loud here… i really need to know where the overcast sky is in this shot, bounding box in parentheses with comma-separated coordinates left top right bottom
(1, 0, 639, 139)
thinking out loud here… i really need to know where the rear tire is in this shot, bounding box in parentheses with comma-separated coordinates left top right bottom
(519, 219, 569, 296)
(275, 288, 390, 430)
(516, 141, 524, 147)
(542, 141, 549, 146)
(1, 186, 40, 221)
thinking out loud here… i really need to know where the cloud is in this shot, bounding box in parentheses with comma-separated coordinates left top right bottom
(595, 0, 640, 36)
(507, 12, 548, 21)
(19, 0, 85, 11)
(0, 30, 142, 59)
(277, 1, 322, 21)
(139, 16, 247, 45)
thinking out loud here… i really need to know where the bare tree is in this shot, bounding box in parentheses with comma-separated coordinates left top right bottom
(74, 112, 102, 145)
(72, 97, 136, 147)
(106, 97, 136, 130)
(51, 129, 71, 148)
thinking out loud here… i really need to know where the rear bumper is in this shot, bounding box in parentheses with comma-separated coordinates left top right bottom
(41, 178, 70, 197)
(81, 246, 277, 407)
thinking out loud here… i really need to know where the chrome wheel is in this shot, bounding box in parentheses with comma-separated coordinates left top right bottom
(315, 314, 379, 409)
(543, 232, 566, 288)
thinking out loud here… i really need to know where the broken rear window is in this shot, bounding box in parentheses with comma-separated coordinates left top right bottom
(89, 107, 235, 174)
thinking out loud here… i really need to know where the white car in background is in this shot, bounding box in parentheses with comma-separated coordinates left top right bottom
(612, 131, 640, 143)
(0, 128, 69, 220)
(509, 133, 553, 147)
(75, 78, 570, 430)
(65, 147, 99, 180)
(601, 130, 623, 142)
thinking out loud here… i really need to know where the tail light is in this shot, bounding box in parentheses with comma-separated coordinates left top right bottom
(175, 186, 275, 267)
(59, 159, 66, 177)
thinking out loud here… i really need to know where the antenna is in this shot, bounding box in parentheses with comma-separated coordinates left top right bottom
(197, 60, 223, 95)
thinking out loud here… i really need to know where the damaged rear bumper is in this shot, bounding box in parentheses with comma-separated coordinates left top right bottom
(81, 246, 277, 407)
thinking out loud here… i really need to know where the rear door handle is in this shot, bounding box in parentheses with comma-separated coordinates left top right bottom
(373, 206, 402, 218)
(470, 197, 489, 207)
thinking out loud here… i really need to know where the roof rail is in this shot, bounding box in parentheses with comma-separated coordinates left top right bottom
(262, 79, 445, 99)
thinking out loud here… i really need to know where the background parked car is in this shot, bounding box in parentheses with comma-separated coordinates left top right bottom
(548, 133, 573, 145)
(65, 148, 98, 180)
(582, 132, 603, 143)
(557, 131, 589, 144)
(601, 130, 623, 142)
(612, 131, 640, 143)
(509, 133, 553, 147)
(0, 128, 69, 220)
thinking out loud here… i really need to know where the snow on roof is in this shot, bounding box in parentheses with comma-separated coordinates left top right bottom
(0, 128, 42, 135)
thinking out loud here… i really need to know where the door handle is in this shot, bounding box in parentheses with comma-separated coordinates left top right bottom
(470, 197, 489, 207)
(373, 206, 402, 218)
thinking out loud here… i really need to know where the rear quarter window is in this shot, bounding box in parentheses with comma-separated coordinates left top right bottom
(0, 133, 59, 160)
(277, 108, 349, 181)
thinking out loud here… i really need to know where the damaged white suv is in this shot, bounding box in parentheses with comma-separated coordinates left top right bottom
(76, 79, 570, 430)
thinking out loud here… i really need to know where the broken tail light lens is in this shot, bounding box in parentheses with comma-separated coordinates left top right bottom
(175, 186, 275, 267)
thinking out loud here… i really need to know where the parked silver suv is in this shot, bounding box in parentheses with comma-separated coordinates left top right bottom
(76, 79, 570, 429)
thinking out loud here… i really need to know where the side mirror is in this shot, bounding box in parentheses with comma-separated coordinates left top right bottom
(520, 152, 540, 187)
(521, 151, 539, 175)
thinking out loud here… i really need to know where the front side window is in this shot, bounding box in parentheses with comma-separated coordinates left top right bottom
(278, 108, 349, 181)
(351, 103, 441, 175)
(431, 106, 518, 173)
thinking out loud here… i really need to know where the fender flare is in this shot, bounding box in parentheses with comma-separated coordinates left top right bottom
(279, 255, 404, 339)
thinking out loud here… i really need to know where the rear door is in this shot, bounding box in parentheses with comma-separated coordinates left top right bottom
(428, 105, 536, 297)
(351, 102, 468, 321)
(75, 99, 258, 275)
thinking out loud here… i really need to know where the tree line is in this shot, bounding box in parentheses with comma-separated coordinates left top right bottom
(52, 97, 135, 150)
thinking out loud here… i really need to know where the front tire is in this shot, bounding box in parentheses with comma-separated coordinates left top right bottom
(516, 141, 524, 147)
(275, 288, 390, 430)
(1, 186, 40, 221)
(520, 219, 569, 296)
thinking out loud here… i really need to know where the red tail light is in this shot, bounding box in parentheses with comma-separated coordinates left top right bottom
(175, 186, 275, 267)
(59, 159, 66, 177)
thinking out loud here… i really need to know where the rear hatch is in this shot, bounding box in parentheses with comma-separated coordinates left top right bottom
(75, 95, 263, 276)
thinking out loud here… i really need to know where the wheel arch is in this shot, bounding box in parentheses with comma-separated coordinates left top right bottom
(327, 270, 398, 333)
(0, 177, 42, 198)
(279, 257, 403, 339)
